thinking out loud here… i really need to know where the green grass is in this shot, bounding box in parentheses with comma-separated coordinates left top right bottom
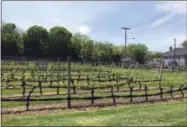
(2, 101, 187, 126)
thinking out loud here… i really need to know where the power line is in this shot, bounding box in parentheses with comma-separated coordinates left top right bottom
(130, 5, 185, 29)
(129, 6, 186, 34)
(130, 15, 185, 34)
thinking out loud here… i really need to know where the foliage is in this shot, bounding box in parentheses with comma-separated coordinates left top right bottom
(23, 25, 49, 57)
(49, 26, 72, 57)
(2, 22, 162, 64)
(2, 23, 23, 56)
(128, 44, 148, 64)
(182, 40, 187, 49)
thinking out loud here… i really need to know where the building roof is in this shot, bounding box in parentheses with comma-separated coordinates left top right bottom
(163, 48, 187, 57)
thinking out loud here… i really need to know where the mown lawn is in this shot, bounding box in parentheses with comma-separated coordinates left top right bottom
(2, 100, 187, 126)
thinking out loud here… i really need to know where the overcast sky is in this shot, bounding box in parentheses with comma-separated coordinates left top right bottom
(2, 1, 187, 52)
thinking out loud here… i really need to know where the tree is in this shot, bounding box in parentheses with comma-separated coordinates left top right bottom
(23, 25, 49, 57)
(112, 45, 122, 63)
(71, 33, 94, 62)
(2, 23, 23, 56)
(182, 40, 187, 49)
(153, 52, 163, 58)
(128, 44, 148, 64)
(144, 51, 154, 61)
(49, 26, 72, 58)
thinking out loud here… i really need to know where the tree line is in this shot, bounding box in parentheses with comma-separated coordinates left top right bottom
(2, 22, 164, 64)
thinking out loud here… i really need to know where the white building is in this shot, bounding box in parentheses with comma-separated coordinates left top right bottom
(163, 48, 187, 67)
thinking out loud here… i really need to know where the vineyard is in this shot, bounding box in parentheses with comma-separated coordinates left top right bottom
(1, 59, 187, 116)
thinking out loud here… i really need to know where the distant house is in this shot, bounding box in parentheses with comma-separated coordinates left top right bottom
(148, 58, 163, 68)
(163, 47, 187, 67)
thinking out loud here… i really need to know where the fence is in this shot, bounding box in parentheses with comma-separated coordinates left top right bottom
(2, 56, 187, 111)
(2, 83, 186, 111)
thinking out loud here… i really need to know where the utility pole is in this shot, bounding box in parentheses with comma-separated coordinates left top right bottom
(121, 27, 130, 67)
(173, 38, 176, 72)
(174, 38, 176, 62)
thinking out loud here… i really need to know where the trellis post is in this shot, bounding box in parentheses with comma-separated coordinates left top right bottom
(67, 56, 71, 109)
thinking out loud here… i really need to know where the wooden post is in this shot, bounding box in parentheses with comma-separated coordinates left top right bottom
(73, 86, 76, 94)
(170, 85, 174, 99)
(138, 81, 142, 90)
(159, 61, 163, 88)
(50, 80, 52, 87)
(130, 87, 133, 102)
(39, 81, 42, 95)
(116, 78, 119, 92)
(57, 86, 59, 95)
(57, 58, 60, 95)
(22, 81, 26, 97)
(91, 89, 94, 106)
(111, 87, 116, 106)
(145, 85, 148, 101)
(159, 87, 163, 100)
(50, 68, 53, 86)
(67, 56, 71, 109)
(180, 85, 184, 98)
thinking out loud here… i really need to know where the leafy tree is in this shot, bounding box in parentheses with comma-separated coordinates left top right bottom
(112, 45, 122, 63)
(144, 51, 154, 61)
(71, 33, 94, 62)
(128, 44, 148, 64)
(153, 52, 163, 58)
(182, 40, 187, 49)
(49, 26, 72, 58)
(2, 23, 23, 56)
(23, 25, 49, 57)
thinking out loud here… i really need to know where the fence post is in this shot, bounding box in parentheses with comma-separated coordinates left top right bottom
(73, 86, 76, 94)
(179, 85, 184, 98)
(57, 58, 60, 95)
(67, 56, 71, 109)
(91, 89, 94, 106)
(39, 81, 42, 95)
(159, 62, 163, 88)
(116, 78, 119, 92)
(159, 86, 163, 100)
(111, 87, 116, 106)
(138, 81, 142, 90)
(130, 86, 133, 102)
(57, 86, 59, 95)
(22, 81, 26, 97)
(5, 80, 9, 89)
(145, 85, 148, 101)
(170, 85, 174, 99)
(50, 80, 52, 87)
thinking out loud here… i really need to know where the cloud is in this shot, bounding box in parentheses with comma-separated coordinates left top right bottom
(2, 1, 122, 33)
(152, 1, 186, 27)
(152, 13, 175, 27)
(77, 24, 91, 35)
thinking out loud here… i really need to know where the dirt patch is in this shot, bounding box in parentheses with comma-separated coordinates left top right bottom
(2, 95, 186, 116)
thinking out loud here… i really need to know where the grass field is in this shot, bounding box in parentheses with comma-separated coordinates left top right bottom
(2, 100, 187, 126)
